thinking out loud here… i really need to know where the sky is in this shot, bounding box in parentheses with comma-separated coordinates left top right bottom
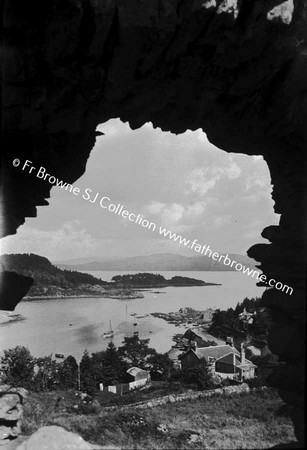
(0, 119, 279, 262)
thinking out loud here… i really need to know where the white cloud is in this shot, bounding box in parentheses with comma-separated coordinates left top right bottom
(185, 157, 241, 196)
(0, 119, 279, 258)
(187, 168, 218, 195)
(145, 200, 206, 233)
(226, 161, 241, 179)
(0, 221, 100, 261)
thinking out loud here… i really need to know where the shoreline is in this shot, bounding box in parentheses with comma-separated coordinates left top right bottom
(0, 312, 24, 325)
(22, 282, 221, 302)
(23, 292, 144, 301)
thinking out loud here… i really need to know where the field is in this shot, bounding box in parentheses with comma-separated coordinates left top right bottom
(21, 388, 296, 449)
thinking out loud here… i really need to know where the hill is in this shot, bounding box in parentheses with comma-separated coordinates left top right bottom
(22, 387, 294, 449)
(0, 254, 218, 299)
(111, 272, 219, 287)
(55, 252, 256, 272)
(0, 253, 108, 298)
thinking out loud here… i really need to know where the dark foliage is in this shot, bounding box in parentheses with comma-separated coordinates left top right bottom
(0, 346, 78, 391)
(112, 273, 166, 285)
(178, 361, 216, 390)
(0, 253, 107, 297)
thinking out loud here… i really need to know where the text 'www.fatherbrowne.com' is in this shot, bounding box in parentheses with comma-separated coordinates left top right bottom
(14, 158, 293, 296)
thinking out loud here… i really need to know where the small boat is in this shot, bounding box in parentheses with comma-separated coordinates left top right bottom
(103, 320, 114, 338)
(133, 323, 138, 326)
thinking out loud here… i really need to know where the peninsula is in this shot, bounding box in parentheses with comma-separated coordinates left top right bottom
(0, 254, 221, 300)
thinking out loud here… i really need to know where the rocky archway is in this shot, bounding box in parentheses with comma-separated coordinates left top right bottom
(1, 0, 306, 445)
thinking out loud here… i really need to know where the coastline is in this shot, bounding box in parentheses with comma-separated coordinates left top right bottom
(0, 312, 24, 325)
(22, 280, 221, 302)
(23, 291, 144, 301)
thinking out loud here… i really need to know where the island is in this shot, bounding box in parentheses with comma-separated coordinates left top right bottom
(0, 253, 221, 300)
(111, 273, 220, 288)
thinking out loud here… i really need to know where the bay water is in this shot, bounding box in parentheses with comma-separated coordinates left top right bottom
(0, 271, 265, 361)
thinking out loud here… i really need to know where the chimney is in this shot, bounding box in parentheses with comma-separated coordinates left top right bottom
(241, 342, 245, 364)
(190, 340, 197, 351)
(226, 336, 234, 347)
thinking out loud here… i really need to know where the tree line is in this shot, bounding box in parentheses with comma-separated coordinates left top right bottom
(0, 335, 219, 395)
(0, 253, 107, 296)
(0, 336, 173, 394)
(209, 297, 267, 336)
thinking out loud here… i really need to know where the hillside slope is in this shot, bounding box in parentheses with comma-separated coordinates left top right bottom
(22, 388, 294, 449)
(0, 254, 217, 299)
(0, 253, 107, 298)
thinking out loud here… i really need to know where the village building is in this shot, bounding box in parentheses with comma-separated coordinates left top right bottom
(198, 308, 216, 324)
(105, 367, 151, 395)
(179, 342, 256, 381)
(126, 367, 151, 389)
(238, 307, 255, 330)
(167, 346, 183, 369)
(246, 345, 261, 357)
(182, 329, 204, 343)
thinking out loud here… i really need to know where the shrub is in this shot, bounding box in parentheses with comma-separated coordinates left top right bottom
(0, 346, 35, 388)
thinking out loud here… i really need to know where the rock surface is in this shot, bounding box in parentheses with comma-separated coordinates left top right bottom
(15, 426, 116, 450)
(0, 387, 27, 444)
(0, 0, 306, 445)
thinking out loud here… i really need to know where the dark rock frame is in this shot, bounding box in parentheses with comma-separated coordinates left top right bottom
(0, 0, 306, 445)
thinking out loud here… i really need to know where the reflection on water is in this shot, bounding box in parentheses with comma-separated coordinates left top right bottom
(0, 271, 265, 361)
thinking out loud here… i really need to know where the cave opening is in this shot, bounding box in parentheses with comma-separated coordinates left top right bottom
(1, 0, 306, 446)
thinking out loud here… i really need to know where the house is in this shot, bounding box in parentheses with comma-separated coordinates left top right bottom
(107, 367, 151, 395)
(199, 308, 216, 323)
(126, 367, 151, 390)
(179, 342, 256, 381)
(182, 329, 204, 343)
(167, 346, 182, 369)
(246, 345, 261, 357)
(238, 308, 255, 329)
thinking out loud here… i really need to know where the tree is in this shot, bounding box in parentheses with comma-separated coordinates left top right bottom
(0, 346, 35, 388)
(147, 351, 173, 380)
(57, 355, 78, 389)
(98, 342, 127, 385)
(33, 355, 59, 391)
(80, 350, 97, 394)
(118, 335, 155, 368)
(181, 361, 215, 390)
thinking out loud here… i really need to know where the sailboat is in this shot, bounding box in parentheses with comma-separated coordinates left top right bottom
(102, 320, 114, 338)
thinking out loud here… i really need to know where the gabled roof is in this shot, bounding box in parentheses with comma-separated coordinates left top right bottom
(126, 367, 149, 378)
(182, 329, 203, 341)
(180, 345, 240, 362)
(218, 353, 256, 368)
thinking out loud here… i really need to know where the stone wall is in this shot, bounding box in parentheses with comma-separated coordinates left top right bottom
(103, 383, 251, 411)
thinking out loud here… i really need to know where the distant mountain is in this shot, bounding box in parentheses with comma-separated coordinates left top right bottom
(55, 252, 256, 272)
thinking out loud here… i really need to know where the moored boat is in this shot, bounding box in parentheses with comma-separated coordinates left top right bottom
(103, 320, 114, 338)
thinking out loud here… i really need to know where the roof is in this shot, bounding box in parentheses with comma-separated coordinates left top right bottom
(237, 362, 257, 369)
(126, 367, 149, 378)
(180, 345, 240, 362)
(168, 347, 183, 361)
(246, 345, 261, 356)
(182, 329, 203, 341)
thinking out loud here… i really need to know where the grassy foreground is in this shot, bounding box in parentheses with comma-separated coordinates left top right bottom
(21, 388, 295, 449)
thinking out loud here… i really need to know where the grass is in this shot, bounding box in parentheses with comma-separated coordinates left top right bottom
(21, 388, 296, 449)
